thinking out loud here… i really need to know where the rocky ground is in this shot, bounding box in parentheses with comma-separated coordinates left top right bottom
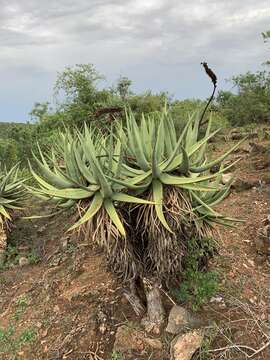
(0, 132, 270, 360)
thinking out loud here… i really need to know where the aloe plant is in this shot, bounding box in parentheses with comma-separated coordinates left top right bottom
(29, 107, 242, 325)
(116, 109, 242, 233)
(0, 164, 27, 266)
(28, 128, 152, 234)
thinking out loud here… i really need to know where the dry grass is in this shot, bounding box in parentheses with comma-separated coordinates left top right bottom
(195, 296, 270, 360)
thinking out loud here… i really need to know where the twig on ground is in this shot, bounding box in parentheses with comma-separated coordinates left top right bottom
(208, 344, 256, 354)
(159, 287, 177, 306)
(249, 340, 270, 358)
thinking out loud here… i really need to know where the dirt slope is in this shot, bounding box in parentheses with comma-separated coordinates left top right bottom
(0, 137, 270, 360)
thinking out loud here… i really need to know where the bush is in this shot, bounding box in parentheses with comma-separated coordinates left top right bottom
(175, 238, 219, 311)
(216, 71, 270, 126)
(171, 99, 205, 133)
(0, 139, 18, 167)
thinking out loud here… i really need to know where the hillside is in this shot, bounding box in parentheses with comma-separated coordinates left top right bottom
(0, 130, 270, 360)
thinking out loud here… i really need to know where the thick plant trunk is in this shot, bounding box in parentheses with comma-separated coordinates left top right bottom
(123, 279, 146, 317)
(145, 283, 165, 323)
(124, 277, 166, 333)
(141, 279, 165, 334)
(0, 227, 7, 268)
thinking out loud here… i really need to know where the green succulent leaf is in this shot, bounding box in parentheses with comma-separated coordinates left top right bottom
(104, 199, 126, 236)
(112, 193, 154, 204)
(153, 179, 173, 233)
(69, 192, 103, 231)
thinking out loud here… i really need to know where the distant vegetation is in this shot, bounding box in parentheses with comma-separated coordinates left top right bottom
(1, 31, 270, 169)
(0, 123, 34, 167)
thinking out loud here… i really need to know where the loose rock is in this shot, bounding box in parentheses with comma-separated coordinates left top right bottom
(171, 330, 204, 360)
(221, 173, 259, 191)
(19, 257, 30, 267)
(249, 142, 268, 154)
(233, 144, 251, 154)
(113, 326, 163, 354)
(144, 337, 163, 350)
(113, 325, 145, 353)
(221, 173, 233, 185)
(256, 218, 270, 255)
(141, 318, 161, 334)
(230, 132, 243, 140)
(233, 178, 259, 191)
(166, 305, 204, 335)
(210, 296, 226, 308)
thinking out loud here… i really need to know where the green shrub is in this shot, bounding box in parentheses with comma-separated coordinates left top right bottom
(175, 237, 219, 311)
(0, 139, 18, 167)
(216, 71, 270, 126)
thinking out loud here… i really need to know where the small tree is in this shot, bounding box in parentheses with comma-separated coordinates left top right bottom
(116, 76, 132, 101)
(53, 64, 114, 126)
(216, 71, 270, 125)
(54, 64, 104, 104)
(29, 102, 50, 123)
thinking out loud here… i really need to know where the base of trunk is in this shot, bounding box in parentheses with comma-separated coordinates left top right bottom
(141, 278, 165, 334)
(123, 279, 146, 317)
(124, 277, 165, 333)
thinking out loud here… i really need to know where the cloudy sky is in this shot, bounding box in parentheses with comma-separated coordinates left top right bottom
(0, 0, 269, 122)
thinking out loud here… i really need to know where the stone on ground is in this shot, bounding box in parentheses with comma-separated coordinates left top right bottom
(170, 330, 204, 360)
(113, 325, 163, 354)
(166, 305, 204, 335)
